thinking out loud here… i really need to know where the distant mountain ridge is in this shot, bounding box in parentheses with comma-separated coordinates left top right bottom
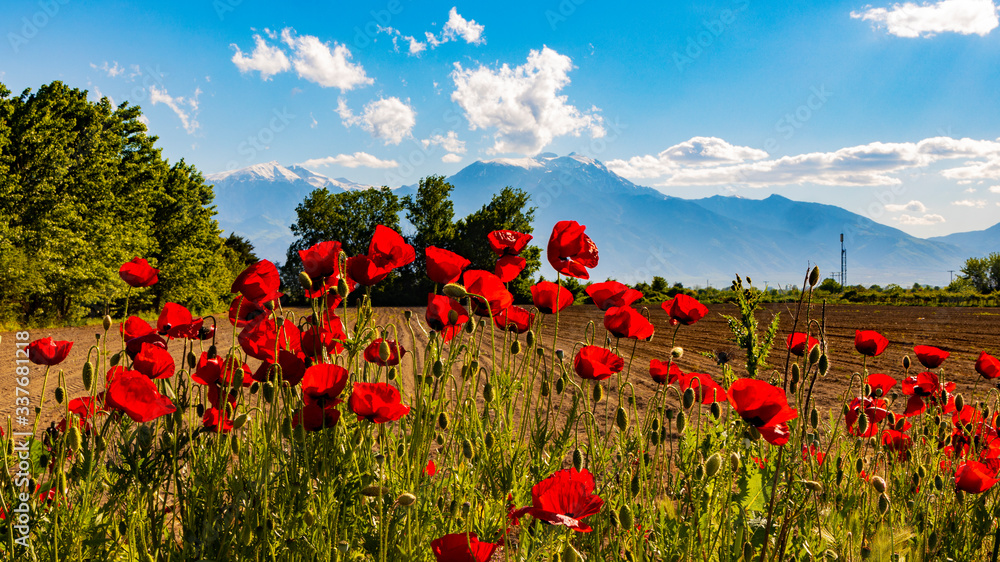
(207, 156, 998, 287)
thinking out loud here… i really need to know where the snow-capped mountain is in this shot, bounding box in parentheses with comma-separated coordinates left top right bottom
(206, 156, 990, 286)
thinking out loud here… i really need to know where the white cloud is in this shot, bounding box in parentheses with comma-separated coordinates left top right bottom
(442, 153, 463, 163)
(451, 46, 604, 155)
(442, 7, 485, 44)
(609, 136, 1000, 187)
(897, 213, 946, 225)
(421, 131, 466, 154)
(884, 200, 928, 213)
(406, 35, 427, 54)
(338, 97, 416, 145)
(231, 35, 291, 80)
(989, 185, 1000, 193)
(298, 152, 399, 169)
(964, 187, 978, 193)
(90, 61, 124, 78)
(608, 137, 768, 179)
(280, 28, 372, 90)
(851, 0, 999, 37)
(952, 198, 988, 207)
(149, 85, 201, 134)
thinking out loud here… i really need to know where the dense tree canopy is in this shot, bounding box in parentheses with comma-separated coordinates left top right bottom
(0, 81, 238, 324)
(959, 252, 1000, 294)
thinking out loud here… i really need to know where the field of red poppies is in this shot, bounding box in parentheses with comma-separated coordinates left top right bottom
(4, 221, 1000, 561)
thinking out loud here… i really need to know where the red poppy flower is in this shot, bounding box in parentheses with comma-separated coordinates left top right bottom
(674, 372, 726, 404)
(299, 240, 344, 281)
(202, 407, 234, 433)
(68, 395, 106, 421)
(649, 358, 682, 384)
(369, 225, 416, 269)
(727, 378, 798, 446)
(301, 363, 349, 408)
(585, 281, 643, 311)
(133, 343, 176, 380)
(786, 333, 818, 357)
(346, 254, 393, 286)
(547, 220, 599, 280)
(426, 246, 471, 285)
(494, 254, 527, 282)
(192, 353, 252, 387)
(955, 461, 999, 494)
(232, 260, 283, 304)
(363, 338, 406, 367)
(511, 467, 604, 532)
(866, 373, 897, 397)
(252, 349, 308, 386)
(901, 371, 956, 417)
(531, 281, 574, 315)
(238, 316, 301, 362)
(881, 429, 913, 460)
(156, 302, 196, 339)
(120, 316, 154, 339)
(426, 294, 469, 342)
(227, 295, 269, 327)
(604, 306, 654, 340)
(976, 351, 1000, 379)
(292, 402, 342, 432)
(301, 320, 347, 358)
(845, 397, 890, 437)
(26, 337, 73, 366)
(661, 294, 709, 326)
(573, 346, 624, 381)
(494, 305, 534, 334)
(802, 444, 826, 465)
(854, 330, 889, 357)
(488, 230, 533, 256)
(914, 345, 949, 369)
(431, 533, 499, 562)
(463, 270, 513, 317)
(118, 257, 159, 287)
(424, 459, 437, 477)
(105, 369, 176, 423)
(349, 382, 410, 423)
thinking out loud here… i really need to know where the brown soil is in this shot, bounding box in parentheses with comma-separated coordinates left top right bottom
(3, 303, 999, 432)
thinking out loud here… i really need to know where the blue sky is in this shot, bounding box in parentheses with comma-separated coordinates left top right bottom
(4, 0, 1000, 236)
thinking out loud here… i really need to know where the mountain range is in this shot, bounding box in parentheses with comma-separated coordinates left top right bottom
(206, 155, 999, 287)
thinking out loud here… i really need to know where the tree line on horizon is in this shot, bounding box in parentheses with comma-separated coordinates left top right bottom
(2, 80, 999, 326)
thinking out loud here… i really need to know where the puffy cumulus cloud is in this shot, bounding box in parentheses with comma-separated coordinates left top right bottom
(952, 199, 989, 207)
(851, 0, 999, 37)
(884, 200, 928, 213)
(338, 97, 416, 145)
(437, 7, 486, 45)
(298, 152, 398, 169)
(90, 61, 124, 78)
(990, 185, 1000, 193)
(608, 137, 768, 179)
(897, 213, 946, 225)
(451, 46, 604, 155)
(421, 131, 466, 154)
(941, 156, 1000, 180)
(441, 153, 463, 163)
(609, 136, 1000, 187)
(231, 35, 291, 80)
(149, 85, 201, 134)
(280, 29, 372, 90)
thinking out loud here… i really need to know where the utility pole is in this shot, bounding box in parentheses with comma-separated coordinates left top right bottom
(840, 233, 847, 287)
(948, 270, 955, 283)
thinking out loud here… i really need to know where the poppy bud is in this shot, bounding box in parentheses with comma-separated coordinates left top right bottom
(361, 485, 388, 497)
(396, 443, 405, 458)
(682, 388, 695, 410)
(262, 382, 275, 403)
(387, 367, 397, 381)
(298, 271, 313, 291)
(808, 344, 821, 365)
(836, 469, 844, 486)
(402, 309, 412, 321)
(743, 543, 754, 561)
(303, 509, 315, 526)
(818, 354, 829, 376)
(694, 463, 705, 480)
(484, 432, 495, 449)
(571, 448, 584, 471)
(437, 412, 449, 430)
(665, 408, 676, 421)
(461, 439, 473, 459)
(483, 383, 494, 403)
(616, 407, 629, 431)
(555, 377, 565, 394)
(396, 492, 416, 507)
(855, 458, 864, 474)
(875, 493, 889, 515)
(628, 471, 641, 496)
(448, 499, 459, 516)
(671, 347, 683, 359)
(442, 283, 468, 299)
(54, 386, 65, 404)
(791, 363, 800, 384)
(676, 410, 687, 433)
(593, 383, 603, 403)
(705, 453, 722, 477)
(710, 402, 721, 420)
(110, 351, 121, 366)
(902, 355, 911, 370)
(435, 433, 444, 445)
(66, 425, 82, 454)
(955, 393, 965, 413)
(293, 423, 305, 441)
(727, 452, 739, 471)
(803, 480, 823, 492)
(862, 383, 872, 397)
(82, 361, 94, 391)
(857, 412, 869, 435)
(335, 278, 349, 299)
(207, 345, 217, 359)
(556, 349, 565, 361)
(464, 319, 474, 333)
(378, 340, 391, 362)
(871, 476, 886, 494)
(540, 380, 550, 396)
(280, 417, 292, 439)
(810, 408, 819, 429)
(526, 330, 535, 347)
(233, 414, 248, 431)
(231, 435, 241, 455)
(809, 266, 820, 287)
(619, 504, 635, 529)
(648, 429, 659, 445)
(510, 340, 521, 355)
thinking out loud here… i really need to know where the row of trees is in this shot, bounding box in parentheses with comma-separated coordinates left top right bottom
(279, 176, 541, 305)
(0, 81, 253, 325)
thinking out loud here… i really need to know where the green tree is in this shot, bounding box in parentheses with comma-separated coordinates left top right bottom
(223, 233, 258, 266)
(400, 176, 459, 296)
(281, 186, 404, 303)
(960, 252, 1000, 294)
(452, 187, 541, 302)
